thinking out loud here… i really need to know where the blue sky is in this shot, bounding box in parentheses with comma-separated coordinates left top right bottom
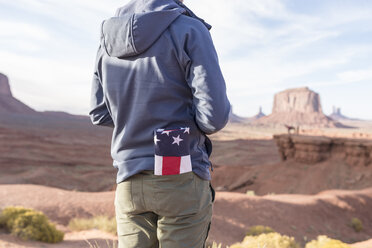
(0, 0, 371, 119)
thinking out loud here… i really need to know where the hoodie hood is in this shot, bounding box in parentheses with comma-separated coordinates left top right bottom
(101, 0, 211, 58)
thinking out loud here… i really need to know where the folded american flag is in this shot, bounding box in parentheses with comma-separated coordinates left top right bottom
(154, 127, 192, 176)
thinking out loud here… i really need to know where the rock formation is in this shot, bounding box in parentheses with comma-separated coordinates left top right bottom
(0, 73, 12, 97)
(272, 87, 322, 113)
(0, 72, 89, 121)
(329, 106, 353, 121)
(229, 105, 247, 123)
(274, 134, 372, 166)
(248, 106, 266, 121)
(0, 72, 36, 114)
(229, 106, 266, 123)
(253, 87, 341, 128)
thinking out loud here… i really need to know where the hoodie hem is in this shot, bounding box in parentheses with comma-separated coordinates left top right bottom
(114, 157, 211, 183)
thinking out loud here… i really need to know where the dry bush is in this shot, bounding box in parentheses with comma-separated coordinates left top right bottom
(69, 215, 117, 235)
(0, 206, 30, 230)
(0, 206, 64, 243)
(230, 232, 300, 248)
(350, 218, 363, 232)
(305, 235, 351, 248)
(246, 225, 275, 236)
(207, 241, 224, 248)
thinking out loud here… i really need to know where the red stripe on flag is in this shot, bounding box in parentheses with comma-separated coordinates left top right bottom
(162, 156, 181, 175)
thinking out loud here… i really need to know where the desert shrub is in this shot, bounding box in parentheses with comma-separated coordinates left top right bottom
(0, 206, 64, 243)
(230, 232, 300, 248)
(246, 191, 256, 196)
(0, 206, 30, 230)
(69, 215, 116, 235)
(305, 235, 351, 248)
(12, 211, 64, 243)
(206, 241, 223, 248)
(350, 218, 363, 232)
(246, 225, 275, 236)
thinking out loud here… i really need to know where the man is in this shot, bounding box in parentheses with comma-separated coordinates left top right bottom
(89, 0, 230, 247)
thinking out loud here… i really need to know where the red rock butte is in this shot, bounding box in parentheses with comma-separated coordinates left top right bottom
(254, 87, 342, 128)
(0, 73, 12, 97)
(0, 72, 36, 114)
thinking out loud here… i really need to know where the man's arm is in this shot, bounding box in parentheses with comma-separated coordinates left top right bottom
(184, 21, 230, 135)
(89, 46, 114, 128)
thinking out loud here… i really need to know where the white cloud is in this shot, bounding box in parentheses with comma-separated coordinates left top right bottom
(187, 0, 372, 117)
(0, 21, 50, 41)
(0, 20, 52, 53)
(0, 50, 92, 114)
(0, 0, 127, 114)
(0, 0, 371, 119)
(338, 68, 372, 83)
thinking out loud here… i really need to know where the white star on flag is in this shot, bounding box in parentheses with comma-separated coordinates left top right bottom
(183, 127, 190, 134)
(162, 130, 172, 136)
(154, 135, 161, 145)
(172, 135, 183, 146)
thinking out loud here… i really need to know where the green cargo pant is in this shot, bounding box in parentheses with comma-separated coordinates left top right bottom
(115, 171, 214, 248)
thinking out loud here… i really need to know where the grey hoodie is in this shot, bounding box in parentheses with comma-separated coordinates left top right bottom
(89, 0, 230, 183)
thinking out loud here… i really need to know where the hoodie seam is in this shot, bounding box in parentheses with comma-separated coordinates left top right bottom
(100, 21, 111, 56)
(130, 14, 139, 54)
(173, 0, 212, 30)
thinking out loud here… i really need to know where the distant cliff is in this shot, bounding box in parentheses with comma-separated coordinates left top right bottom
(0, 73, 12, 97)
(329, 106, 356, 121)
(254, 87, 343, 128)
(0, 73, 37, 114)
(229, 106, 266, 123)
(229, 105, 247, 123)
(0, 72, 87, 120)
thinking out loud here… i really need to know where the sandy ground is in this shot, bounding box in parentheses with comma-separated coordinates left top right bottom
(211, 159, 372, 195)
(1, 184, 372, 247)
(4, 121, 372, 196)
(352, 239, 372, 248)
(1, 116, 372, 247)
(210, 138, 281, 167)
(0, 117, 116, 192)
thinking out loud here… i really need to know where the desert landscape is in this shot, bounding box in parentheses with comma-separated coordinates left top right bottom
(1, 72, 372, 247)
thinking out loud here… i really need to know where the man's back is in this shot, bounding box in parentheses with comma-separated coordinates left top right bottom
(89, 1, 230, 247)
(90, 0, 230, 184)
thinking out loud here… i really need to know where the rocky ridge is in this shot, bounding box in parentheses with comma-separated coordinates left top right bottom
(229, 106, 247, 123)
(0, 72, 89, 120)
(0, 73, 36, 114)
(0, 73, 12, 97)
(247, 106, 266, 121)
(274, 134, 372, 166)
(329, 106, 355, 121)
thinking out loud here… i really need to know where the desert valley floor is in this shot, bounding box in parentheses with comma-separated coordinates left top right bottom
(1, 113, 372, 247)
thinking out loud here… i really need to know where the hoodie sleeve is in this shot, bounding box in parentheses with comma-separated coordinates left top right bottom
(89, 46, 114, 128)
(184, 21, 230, 135)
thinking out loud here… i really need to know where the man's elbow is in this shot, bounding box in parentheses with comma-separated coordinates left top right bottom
(196, 105, 230, 135)
(89, 111, 115, 128)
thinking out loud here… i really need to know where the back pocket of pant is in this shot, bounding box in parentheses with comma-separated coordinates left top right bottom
(154, 172, 197, 216)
